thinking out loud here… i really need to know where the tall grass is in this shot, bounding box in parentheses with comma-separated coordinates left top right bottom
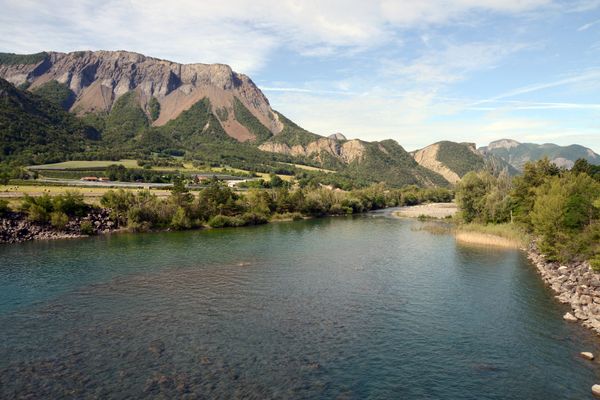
(455, 223, 529, 248)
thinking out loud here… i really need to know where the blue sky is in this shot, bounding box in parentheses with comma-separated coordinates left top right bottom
(1, 0, 599, 151)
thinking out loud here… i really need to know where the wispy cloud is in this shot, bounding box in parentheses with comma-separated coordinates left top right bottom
(260, 87, 355, 95)
(0, 0, 558, 72)
(471, 69, 600, 105)
(578, 18, 600, 31)
(468, 101, 600, 111)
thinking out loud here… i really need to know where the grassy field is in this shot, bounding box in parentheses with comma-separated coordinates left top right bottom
(29, 159, 141, 170)
(0, 184, 175, 206)
(280, 162, 336, 173)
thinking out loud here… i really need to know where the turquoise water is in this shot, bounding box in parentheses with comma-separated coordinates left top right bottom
(1, 215, 599, 398)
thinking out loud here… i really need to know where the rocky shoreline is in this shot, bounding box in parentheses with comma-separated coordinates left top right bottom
(0, 210, 119, 244)
(527, 243, 600, 336)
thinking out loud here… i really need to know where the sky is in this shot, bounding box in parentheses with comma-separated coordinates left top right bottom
(1, 0, 600, 152)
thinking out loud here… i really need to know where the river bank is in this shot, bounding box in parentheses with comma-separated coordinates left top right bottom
(528, 244, 600, 336)
(0, 210, 119, 244)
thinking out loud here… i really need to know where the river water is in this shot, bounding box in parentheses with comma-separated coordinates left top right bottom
(0, 215, 599, 399)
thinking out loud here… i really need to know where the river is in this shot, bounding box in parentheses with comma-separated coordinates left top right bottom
(0, 215, 598, 398)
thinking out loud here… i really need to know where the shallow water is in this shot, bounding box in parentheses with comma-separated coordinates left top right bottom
(0, 215, 599, 399)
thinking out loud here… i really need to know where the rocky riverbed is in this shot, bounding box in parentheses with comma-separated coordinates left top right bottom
(528, 243, 600, 336)
(0, 210, 119, 244)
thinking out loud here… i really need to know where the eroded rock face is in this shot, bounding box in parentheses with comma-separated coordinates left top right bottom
(0, 50, 283, 140)
(413, 143, 461, 184)
(259, 138, 366, 164)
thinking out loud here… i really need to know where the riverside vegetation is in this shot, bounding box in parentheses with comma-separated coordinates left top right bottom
(0, 180, 452, 242)
(454, 157, 600, 269)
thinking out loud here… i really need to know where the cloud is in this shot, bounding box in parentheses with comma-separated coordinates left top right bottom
(0, 0, 557, 72)
(380, 41, 531, 85)
(578, 18, 600, 31)
(471, 69, 600, 105)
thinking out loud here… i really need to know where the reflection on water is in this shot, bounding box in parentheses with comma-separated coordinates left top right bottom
(0, 216, 599, 399)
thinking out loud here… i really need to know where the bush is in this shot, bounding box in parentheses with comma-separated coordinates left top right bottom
(53, 191, 87, 217)
(50, 211, 69, 230)
(80, 220, 94, 235)
(0, 199, 9, 216)
(207, 214, 244, 228)
(591, 256, 600, 272)
(240, 212, 268, 226)
(171, 207, 192, 230)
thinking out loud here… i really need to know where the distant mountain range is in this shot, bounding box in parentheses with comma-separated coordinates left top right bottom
(478, 139, 600, 171)
(0, 50, 597, 187)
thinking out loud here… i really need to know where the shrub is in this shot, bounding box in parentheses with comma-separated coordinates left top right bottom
(80, 221, 94, 235)
(0, 199, 9, 216)
(591, 256, 600, 272)
(240, 212, 268, 226)
(207, 215, 244, 228)
(53, 191, 87, 217)
(50, 211, 69, 230)
(171, 207, 192, 230)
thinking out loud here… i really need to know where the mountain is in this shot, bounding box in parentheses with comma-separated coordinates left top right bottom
(0, 50, 449, 187)
(479, 139, 600, 171)
(0, 50, 281, 143)
(412, 141, 485, 184)
(0, 77, 97, 164)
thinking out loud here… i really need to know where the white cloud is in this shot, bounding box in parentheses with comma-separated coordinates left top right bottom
(578, 18, 600, 31)
(0, 0, 557, 72)
(471, 69, 600, 106)
(380, 42, 531, 85)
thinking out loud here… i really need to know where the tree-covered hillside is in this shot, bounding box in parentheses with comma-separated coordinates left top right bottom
(0, 78, 97, 164)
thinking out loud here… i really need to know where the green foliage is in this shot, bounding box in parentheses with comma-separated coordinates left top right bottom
(32, 80, 75, 110)
(148, 97, 161, 121)
(50, 211, 69, 230)
(0, 52, 47, 65)
(80, 220, 94, 235)
(455, 156, 600, 265)
(171, 206, 192, 230)
(0, 199, 9, 216)
(104, 92, 149, 144)
(591, 256, 600, 272)
(269, 112, 320, 147)
(345, 140, 449, 188)
(52, 191, 88, 217)
(531, 173, 600, 261)
(435, 141, 485, 177)
(21, 194, 53, 223)
(511, 158, 560, 225)
(20, 191, 88, 224)
(0, 78, 95, 164)
(207, 214, 244, 228)
(232, 97, 272, 143)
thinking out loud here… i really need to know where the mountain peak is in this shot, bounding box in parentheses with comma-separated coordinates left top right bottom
(487, 139, 521, 150)
(328, 132, 346, 141)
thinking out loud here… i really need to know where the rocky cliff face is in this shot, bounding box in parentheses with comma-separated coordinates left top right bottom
(0, 50, 282, 142)
(412, 141, 486, 184)
(413, 143, 461, 184)
(259, 137, 366, 164)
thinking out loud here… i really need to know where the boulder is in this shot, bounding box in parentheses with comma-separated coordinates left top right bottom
(581, 352, 594, 360)
(592, 384, 600, 398)
(563, 312, 578, 322)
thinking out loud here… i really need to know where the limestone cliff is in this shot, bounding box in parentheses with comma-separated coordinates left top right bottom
(0, 50, 282, 142)
(259, 137, 365, 164)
